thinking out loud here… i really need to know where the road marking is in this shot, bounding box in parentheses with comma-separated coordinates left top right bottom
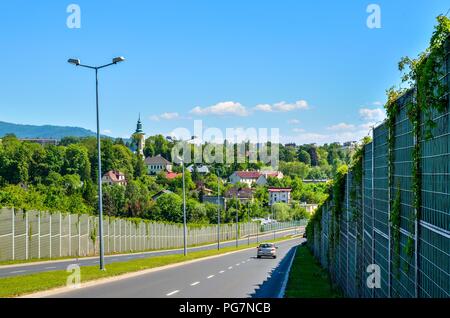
(111, 259, 118, 261)
(241, 261, 246, 264)
(207, 275, 215, 279)
(228, 266, 233, 270)
(236, 263, 240, 266)
(166, 290, 180, 296)
(10, 270, 27, 274)
(219, 270, 225, 274)
(190, 282, 200, 286)
(45, 267, 57, 269)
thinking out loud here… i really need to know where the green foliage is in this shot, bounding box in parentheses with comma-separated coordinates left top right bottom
(390, 184, 401, 277)
(384, 15, 449, 271)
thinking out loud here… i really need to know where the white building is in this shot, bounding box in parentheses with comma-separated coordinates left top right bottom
(187, 165, 210, 174)
(144, 155, 172, 175)
(229, 171, 283, 187)
(102, 170, 127, 186)
(268, 187, 292, 206)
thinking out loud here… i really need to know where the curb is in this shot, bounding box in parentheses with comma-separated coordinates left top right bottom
(277, 245, 298, 298)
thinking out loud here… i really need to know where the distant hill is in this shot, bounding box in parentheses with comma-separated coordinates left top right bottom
(0, 121, 100, 140)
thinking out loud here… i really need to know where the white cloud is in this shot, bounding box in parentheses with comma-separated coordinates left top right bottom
(102, 129, 112, 134)
(288, 119, 300, 125)
(253, 100, 309, 113)
(327, 122, 356, 131)
(372, 101, 383, 106)
(292, 128, 305, 133)
(190, 101, 249, 117)
(274, 100, 308, 112)
(254, 104, 273, 112)
(150, 112, 181, 121)
(359, 108, 386, 122)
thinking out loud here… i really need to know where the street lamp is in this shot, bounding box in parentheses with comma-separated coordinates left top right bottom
(68, 57, 125, 270)
(217, 174, 221, 250)
(166, 135, 196, 256)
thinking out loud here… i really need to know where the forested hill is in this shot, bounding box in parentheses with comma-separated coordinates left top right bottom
(0, 121, 98, 139)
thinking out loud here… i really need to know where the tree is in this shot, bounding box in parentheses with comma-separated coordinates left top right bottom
(297, 149, 311, 165)
(155, 193, 183, 223)
(63, 144, 91, 181)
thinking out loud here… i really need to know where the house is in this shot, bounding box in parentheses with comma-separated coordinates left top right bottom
(102, 170, 127, 186)
(299, 203, 318, 213)
(145, 155, 172, 175)
(229, 171, 284, 187)
(268, 187, 292, 206)
(187, 165, 210, 175)
(195, 181, 214, 196)
(224, 187, 254, 203)
(151, 189, 173, 201)
(165, 172, 182, 180)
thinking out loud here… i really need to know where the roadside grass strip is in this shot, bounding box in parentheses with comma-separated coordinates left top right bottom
(284, 245, 343, 298)
(0, 236, 296, 298)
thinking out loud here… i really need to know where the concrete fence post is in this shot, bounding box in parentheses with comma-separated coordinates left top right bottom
(11, 209, 15, 261)
(38, 212, 41, 259)
(68, 214, 71, 257)
(59, 213, 62, 257)
(25, 211, 29, 260)
(49, 214, 52, 259)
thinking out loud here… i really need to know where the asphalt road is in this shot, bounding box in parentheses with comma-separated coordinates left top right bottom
(0, 228, 302, 278)
(47, 237, 304, 298)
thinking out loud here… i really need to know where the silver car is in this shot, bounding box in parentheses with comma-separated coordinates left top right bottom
(257, 243, 278, 259)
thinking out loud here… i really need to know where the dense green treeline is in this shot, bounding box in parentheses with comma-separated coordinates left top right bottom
(0, 133, 342, 223)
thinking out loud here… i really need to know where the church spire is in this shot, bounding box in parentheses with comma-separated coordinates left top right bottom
(135, 113, 143, 134)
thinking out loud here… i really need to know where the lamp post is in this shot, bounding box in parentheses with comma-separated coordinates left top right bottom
(247, 201, 250, 246)
(68, 57, 125, 270)
(166, 135, 196, 256)
(235, 193, 239, 248)
(217, 174, 221, 250)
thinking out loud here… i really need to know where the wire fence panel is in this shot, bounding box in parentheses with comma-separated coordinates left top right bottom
(307, 42, 450, 297)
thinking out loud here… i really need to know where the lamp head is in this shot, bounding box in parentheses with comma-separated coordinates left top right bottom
(68, 58, 80, 66)
(113, 56, 126, 64)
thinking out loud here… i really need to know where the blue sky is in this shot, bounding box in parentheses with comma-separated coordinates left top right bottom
(0, 0, 448, 144)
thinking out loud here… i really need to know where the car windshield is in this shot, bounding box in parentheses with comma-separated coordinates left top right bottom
(260, 244, 274, 248)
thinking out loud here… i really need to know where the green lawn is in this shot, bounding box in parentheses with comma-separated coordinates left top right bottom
(284, 245, 342, 298)
(0, 236, 295, 298)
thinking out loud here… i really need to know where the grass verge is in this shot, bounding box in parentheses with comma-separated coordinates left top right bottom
(0, 236, 295, 298)
(284, 245, 342, 298)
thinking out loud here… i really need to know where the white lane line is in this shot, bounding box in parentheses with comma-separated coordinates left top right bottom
(228, 266, 233, 270)
(45, 266, 57, 269)
(207, 275, 215, 279)
(236, 263, 240, 266)
(219, 270, 225, 274)
(241, 261, 245, 264)
(10, 270, 27, 274)
(166, 290, 180, 296)
(190, 281, 200, 286)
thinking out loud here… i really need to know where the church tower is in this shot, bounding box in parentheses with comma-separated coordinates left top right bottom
(133, 114, 145, 158)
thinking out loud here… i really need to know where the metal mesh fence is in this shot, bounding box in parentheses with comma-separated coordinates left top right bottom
(308, 71, 449, 298)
